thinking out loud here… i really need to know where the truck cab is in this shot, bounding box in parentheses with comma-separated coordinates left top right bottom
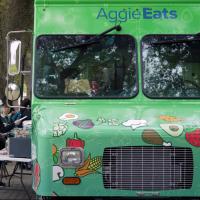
(6, 0, 200, 198)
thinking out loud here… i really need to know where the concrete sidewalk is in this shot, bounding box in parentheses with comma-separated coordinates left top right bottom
(0, 162, 36, 200)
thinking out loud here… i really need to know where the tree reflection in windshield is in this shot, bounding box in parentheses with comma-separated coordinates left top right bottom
(35, 35, 137, 98)
(142, 35, 200, 98)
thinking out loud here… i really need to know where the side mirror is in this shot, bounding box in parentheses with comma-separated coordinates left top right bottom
(8, 40, 21, 75)
(5, 83, 21, 101)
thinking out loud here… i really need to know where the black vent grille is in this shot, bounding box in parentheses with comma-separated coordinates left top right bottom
(103, 146, 193, 191)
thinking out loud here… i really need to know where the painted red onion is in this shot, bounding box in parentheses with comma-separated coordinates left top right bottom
(73, 119, 94, 129)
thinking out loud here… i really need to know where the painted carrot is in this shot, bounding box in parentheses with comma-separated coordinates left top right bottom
(159, 115, 183, 122)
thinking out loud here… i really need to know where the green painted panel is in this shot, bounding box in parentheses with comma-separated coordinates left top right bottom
(35, 5, 200, 35)
(31, 102, 200, 196)
(35, 0, 200, 4)
(32, 0, 200, 197)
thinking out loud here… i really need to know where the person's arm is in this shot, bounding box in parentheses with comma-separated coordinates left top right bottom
(10, 111, 21, 122)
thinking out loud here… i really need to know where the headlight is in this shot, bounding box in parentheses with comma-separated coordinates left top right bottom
(60, 148, 84, 168)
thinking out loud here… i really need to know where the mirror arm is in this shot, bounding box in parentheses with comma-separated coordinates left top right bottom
(21, 70, 31, 75)
(6, 97, 29, 109)
(6, 30, 32, 40)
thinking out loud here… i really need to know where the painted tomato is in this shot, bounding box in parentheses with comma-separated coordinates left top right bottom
(66, 132, 85, 149)
(186, 128, 200, 147)
(33, 161, 40, 191)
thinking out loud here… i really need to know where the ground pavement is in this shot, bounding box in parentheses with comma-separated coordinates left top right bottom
(0, 162, 36, 200)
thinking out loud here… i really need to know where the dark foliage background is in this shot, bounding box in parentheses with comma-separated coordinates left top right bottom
(0, 0, 33, 99)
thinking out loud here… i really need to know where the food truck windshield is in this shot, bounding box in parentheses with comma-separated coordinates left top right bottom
(142, 35, 200, 99)
(34, 35, 137, 98)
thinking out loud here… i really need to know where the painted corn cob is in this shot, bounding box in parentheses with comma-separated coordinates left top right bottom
(75, 154, 102, 177)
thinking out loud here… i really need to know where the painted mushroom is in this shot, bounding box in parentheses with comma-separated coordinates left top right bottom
(53, 165, 64, 181)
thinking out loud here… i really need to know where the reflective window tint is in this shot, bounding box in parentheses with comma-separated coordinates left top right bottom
(35, 35, 137, 98)
(142, 35, 200, 98)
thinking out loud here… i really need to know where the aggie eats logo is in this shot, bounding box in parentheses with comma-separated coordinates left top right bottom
(96, 8, 177, 22)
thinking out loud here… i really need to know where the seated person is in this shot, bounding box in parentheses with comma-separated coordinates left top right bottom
(9, 98, 31, 128)
(0, 102, 22, 149)
(1, 103, 13, 124)
(20, 98, 31, 120)
(0, 101, 22, 186)
(10, 108, 21, 122)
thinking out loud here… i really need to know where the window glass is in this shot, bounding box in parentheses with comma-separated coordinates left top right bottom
(142, 35, 200, 98)
(35, 35, 137, 98)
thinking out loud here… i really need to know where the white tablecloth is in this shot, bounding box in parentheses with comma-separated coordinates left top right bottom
(0, 155, 32, 162)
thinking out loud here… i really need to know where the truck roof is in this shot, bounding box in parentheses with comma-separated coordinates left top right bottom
(35, 0, 200, 4)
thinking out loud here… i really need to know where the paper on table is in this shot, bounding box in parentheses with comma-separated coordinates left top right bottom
(19, 116, 28, 121)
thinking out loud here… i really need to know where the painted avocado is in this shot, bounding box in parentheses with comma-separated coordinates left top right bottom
(160, 124, 183, 137)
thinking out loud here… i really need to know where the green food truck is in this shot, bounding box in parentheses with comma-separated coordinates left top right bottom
(5, 0, 200, 198)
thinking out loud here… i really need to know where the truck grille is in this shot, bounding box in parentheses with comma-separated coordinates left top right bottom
(103, 146, 193, 191)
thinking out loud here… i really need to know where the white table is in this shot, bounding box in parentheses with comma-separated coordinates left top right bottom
(0, 155, 32, 162)
(0, 154, 32, 200)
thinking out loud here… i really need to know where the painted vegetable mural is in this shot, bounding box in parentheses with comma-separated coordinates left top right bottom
(186, 129, 200, 147)
(39, 109, 200, 197)
(62, 177, 81, 185)
(159, 115, 183, 122)
(75, 154, 103, 177)
(33, 161, 40, 192)
(66, 132, 85, 149)
(53, 122, 68, 137)
(160, 124, 183, 137)
(52, 144, 59, 164)
(50, 112, 200, 192)
(73, 119, 94, 129)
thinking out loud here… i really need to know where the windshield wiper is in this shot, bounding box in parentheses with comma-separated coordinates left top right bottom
(53, 25, 122, 52)
(151, 34, 200, 45)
